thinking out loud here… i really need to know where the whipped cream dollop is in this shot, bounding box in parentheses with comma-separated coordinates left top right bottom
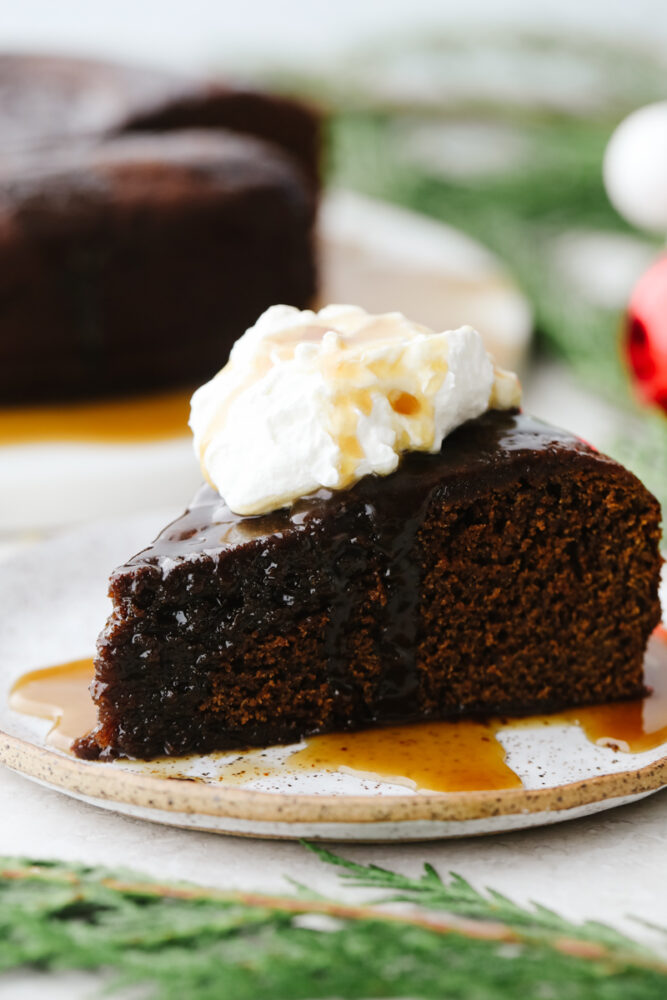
(190, 304, 521, 516)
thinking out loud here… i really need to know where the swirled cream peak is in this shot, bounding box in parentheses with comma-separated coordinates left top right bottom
(189, 304, 521, 516)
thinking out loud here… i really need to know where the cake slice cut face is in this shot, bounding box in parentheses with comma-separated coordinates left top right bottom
(75, 410, 662, 760)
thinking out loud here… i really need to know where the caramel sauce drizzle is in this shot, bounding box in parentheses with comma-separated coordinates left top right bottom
(0, 389, 193, 446)
(10, 630, 667, 794)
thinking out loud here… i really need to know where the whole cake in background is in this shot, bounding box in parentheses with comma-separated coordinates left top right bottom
(0, 53, 320, 403)
(74, 305, 662, 761)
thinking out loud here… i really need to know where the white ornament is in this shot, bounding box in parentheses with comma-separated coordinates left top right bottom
(603, 101, 667, 234)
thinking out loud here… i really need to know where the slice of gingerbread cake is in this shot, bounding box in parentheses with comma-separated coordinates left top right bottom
(75, 305, 662, 760)
(0, 53, 319, 402)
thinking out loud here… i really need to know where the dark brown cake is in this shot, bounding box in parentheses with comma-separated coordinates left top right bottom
(0, 53, 319, 402)
(0, 130, 316, 402)
(74, 410, 663, 761)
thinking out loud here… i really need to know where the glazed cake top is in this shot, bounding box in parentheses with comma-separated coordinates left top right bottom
(119, 410, 615, 576)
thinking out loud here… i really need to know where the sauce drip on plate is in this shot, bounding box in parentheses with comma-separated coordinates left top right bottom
(10, 629, 667, 794)
(10, 660, 96, 753)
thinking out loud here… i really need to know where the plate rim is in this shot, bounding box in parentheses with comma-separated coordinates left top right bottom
(2, 727, 666, 826)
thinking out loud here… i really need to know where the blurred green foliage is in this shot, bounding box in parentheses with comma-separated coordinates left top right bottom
(2, 848, 667, 998)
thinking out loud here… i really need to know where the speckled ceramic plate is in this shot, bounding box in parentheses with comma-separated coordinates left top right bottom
(0, 514, 665, 841)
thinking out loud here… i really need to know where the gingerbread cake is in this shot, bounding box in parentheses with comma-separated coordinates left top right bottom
(75, 408, 662, 761)
(0, 131, 316, 402)
(0, 53, 319, 402)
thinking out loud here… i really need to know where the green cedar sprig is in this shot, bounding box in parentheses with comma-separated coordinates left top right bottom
(305, 842, 651, 955)
(1, 849, 666, 999)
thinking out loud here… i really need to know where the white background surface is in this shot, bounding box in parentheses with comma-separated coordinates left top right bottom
(2, 2, 667, 994)
(2, 0, 667, 73)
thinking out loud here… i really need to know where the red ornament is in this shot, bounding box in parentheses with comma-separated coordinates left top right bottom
(626, 254, 667, 414)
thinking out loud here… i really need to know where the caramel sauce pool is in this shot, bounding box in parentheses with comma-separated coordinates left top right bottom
(0, 388, 193, 445)
(10, 630, 667, 793)
(290, 720, 521, 792)
(9, 660, 97, 753)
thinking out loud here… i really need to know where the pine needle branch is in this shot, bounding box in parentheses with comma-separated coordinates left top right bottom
(1, 852, 667, 999)
(305, 843, 658, 956)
